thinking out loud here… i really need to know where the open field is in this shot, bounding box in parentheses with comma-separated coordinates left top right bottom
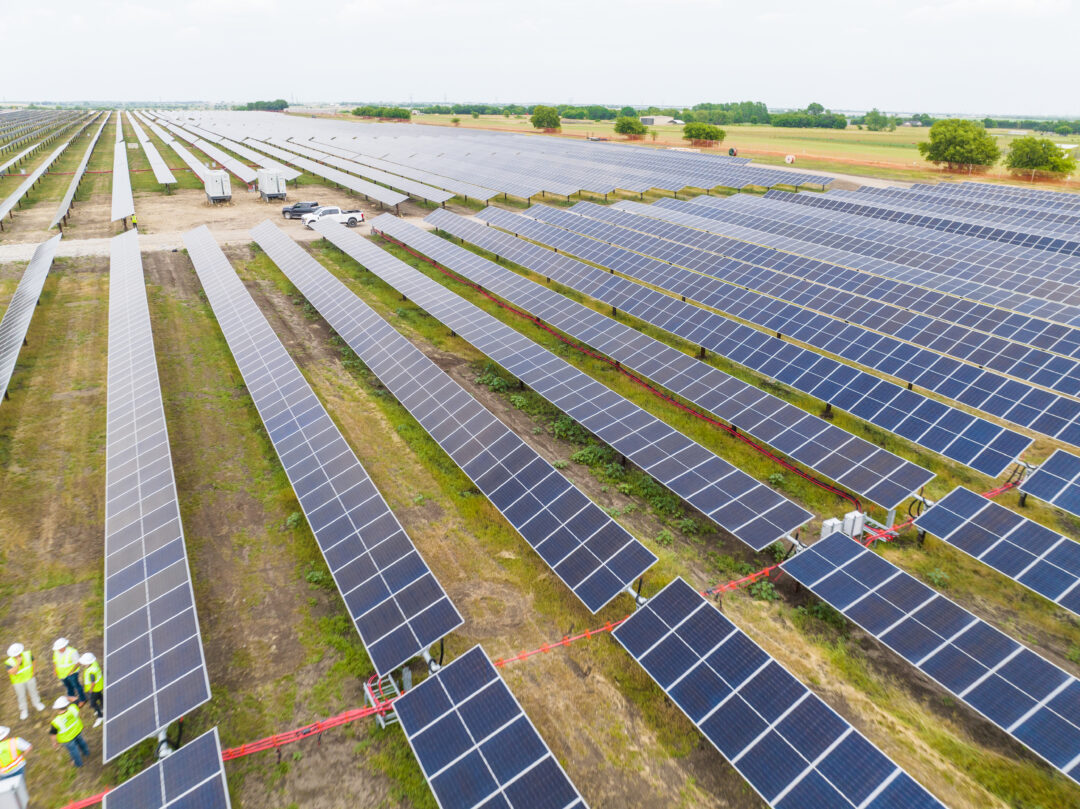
(3, 112, 1080, 809)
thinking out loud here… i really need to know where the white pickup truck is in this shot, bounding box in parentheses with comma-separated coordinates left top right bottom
(300, 206, 366, 229)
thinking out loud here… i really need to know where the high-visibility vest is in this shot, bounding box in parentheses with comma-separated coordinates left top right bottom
(54, 647, 79, 679)
(82, 661, 103, 693)
(5, 651, 33, 684)
(52, 705, 83, 744)
(0, 739, 26, 775)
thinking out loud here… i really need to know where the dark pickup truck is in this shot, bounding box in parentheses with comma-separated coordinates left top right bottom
(282, 201, 321, 219)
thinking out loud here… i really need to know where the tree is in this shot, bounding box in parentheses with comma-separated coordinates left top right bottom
(1056, 123, 1072, 136)
(1005, 136, 1077, 179)
(471, 111, 480, 118)
(619, 106, 636, 118)
(863, 108, 895, 132)
(614, 116, 646, 136)
(917, 119, 1001, 170)
(450, 117, 461, 126)
(806, 102, 825, 117)
(683, 122, 725, 143)
(530, 105, 561, 129)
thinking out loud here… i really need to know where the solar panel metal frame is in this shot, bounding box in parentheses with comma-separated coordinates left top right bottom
(251, 218, 656, 612)
(476, 205, 1033, 476)
(0, 234, 61, 403)
(103, 230, 211, 761)
(418, 208, 934, 509)
(101, 727, 230, 809)
(914, 486, 1080, 616)
(394, 645, 588, 809)
(0, 141, 73, 222)
(612, 577, 945, 808)
(781, 532, 1080, 785)
(1020, 449, 1080, 520)
(182, 225, 462, 675)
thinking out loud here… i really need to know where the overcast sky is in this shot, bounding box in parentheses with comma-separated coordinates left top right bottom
(6, 0, 1077, 116)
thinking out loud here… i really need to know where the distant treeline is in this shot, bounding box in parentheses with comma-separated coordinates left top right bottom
(235, 99, 288, 111)
(983, 117, 1080, 135)
(352, 106, 411, 119)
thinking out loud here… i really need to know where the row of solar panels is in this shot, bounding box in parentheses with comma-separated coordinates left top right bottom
(0, 114, 96, 225)
(511, 202, 1080, 446)
(7, 214, 1075, 807)
(250, 219, 953, 808)
(151, 109, 834, 199)
(472, 205, 1034, 476)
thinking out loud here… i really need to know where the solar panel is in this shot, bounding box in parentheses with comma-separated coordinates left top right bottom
(276, 138, 454, 204)
(192, 138, 258, 184)
(914, 487, 1080, 615)
(332, 215, 813, 550)
(0, 234, 61, 403)
(250, 219, 656, 611)
(782, 532, 1080, 786)
(526, 202, 1080, 403)
(242, 138, 409, 207)
(104, 230, 211, 761)
(127, 112, 177, 186)
(476, 206, 1033, 477)
(612, 577, 945, 808)
(102, 727, 230, 809)
(214, 135, 300, 181)
(574, 199, 1080, 372)
(394, 645, 587, 809)
(418, 209, 933, 509)
(51, 113, 109, 228)
(111, 140, 135, 222)
(182, 225, 462, 675)
(1020, 450, 1080, 519)
(765, 190, 1080, 258)
(0, 141, 73, 223)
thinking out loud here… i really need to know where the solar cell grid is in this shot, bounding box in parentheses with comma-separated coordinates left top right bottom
(613, 577, 945, 808)
(1021, 450, 1080, 519)
(251, 219, 656, 611)
(0, 235, 60, 403)
(182, 225, 462, 674)
(476, 205, 1033, 475)
(511, 202, 1073, 450)
(338, 216, 812, 549)
(110, 141, 135, 222)
(634, 195, 1080, 332)
(103, 230, 210, 761)
(102, 728, 231, 809)
(915, 486, 1080, 615)
(408, 209, 934, 509)
(578, 199, 1080, 363)
(769, 190, 1080, 258)
(782, 532, 1080, 785)
(394, 646, 588, 809)
(527, 202, 1080, 400)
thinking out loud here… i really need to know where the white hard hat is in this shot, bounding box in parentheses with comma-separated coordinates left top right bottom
(0, 727, 9, 742)
(52, 638, 68, 652)
(79, 653, 96, 666)
(53, 697, 70, 710)
(6, 643, 22, 657)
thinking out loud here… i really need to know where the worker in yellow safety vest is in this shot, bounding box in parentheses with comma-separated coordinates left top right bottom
(79, 653, 104, 728)
(0, 726, 31, 781)
(50, 697, 89, 768)
(5, 643, 45, 720)
(52, 638, 85, 705)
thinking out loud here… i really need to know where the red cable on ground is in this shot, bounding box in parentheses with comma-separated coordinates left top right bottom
(374, 230, 863, 517)
(221, 702, 396, 761)
(493, 617, 630, 667)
